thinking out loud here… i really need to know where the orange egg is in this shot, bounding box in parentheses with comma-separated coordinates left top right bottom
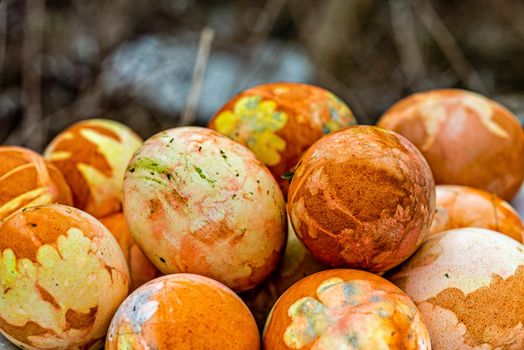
(263, 269, 431, 349)
(378, 89, 524, 201)
(0, 204, 129, 350)
(44, 119, 143, 218)
(106, 274, 260, 350)
(288, 126, 436, 272)
(208, 82, 356, 194)
(0, 146, 72, 221)
(431, 185, 524, 242)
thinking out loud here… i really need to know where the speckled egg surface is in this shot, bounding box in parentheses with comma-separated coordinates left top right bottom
(389, 228, 524, 349)
(106, 274, 260, 350)
(288, 126, 435, 272)
(208, 82, 356, 194)
(378, 89, 524, 201)
(123, 127, 286, 291)
(0, 204, 129, 350)
(44, 119, 143, 218)
(0, 146, 72, 221)
(263, 269, 431, 350)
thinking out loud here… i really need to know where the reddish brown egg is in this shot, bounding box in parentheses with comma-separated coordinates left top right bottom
(263, 269, 431, 349)
(378, 89, 524, 201)
(288, 126, 435, 272)
(99, 212, 161, 291)
(0, 146, 72, 221)
(208, 82, 356, 194)
(106, 274, 260, 350)
(431, 185, 524, 242)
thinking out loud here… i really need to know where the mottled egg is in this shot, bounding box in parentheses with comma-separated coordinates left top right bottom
(0, 204, 129, 350)
(378, 89, 524, 201)
(431, 185, 524, 242)
(389, 228, 524, 349)
(44, 119, 143, 218)
(263, 269, 431, 349)
(0, 146, 72, 221)
(106, 274, 260, 350)
(123, 127, 286, 291)
(208, 82, 356, 194)
(100, 212, 161, 291)
(288, 126, 435, 272)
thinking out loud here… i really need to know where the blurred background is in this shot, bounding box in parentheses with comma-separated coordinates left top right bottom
(1, 0, 524, 151)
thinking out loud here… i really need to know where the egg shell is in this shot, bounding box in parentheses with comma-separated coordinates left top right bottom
(208, 82, 356, 194)
(99, 212, 161, 292)
(263, 269, 431, 349)
(288, 126, 436, 272)
(44, 119, 143, 218)
(123, 126, 286, 292)
(389, 228, 524, 349)
(105, 274, 260, 350)
(431, 185, 524, 242)
(378, 89, 524, 201)
(0, 146, 73, 221)
(0, 204, 130, 350)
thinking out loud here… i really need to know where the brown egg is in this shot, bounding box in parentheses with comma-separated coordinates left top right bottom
(0, 146, 72, 221)
(0, 204, 129, 350)
(431, 185, 524, 242)
(389, 228, 524, 349)
(288, 126, 435, 272)
(106, 274, 260, 350)
(263, 269, 431, 349)
(44, 119, 143, 218)
(208, 82, 357, 194)
(99, 212, 161, 291)
(378, 89, 524, 201)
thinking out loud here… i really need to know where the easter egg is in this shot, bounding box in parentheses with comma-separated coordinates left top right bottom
(288, 126, 435, 272)
(208, 82, 356, 194)
(106, 274, 260, 350)
(123, 127, 286, 291)
(0, 204, 129, 350)
(389, 228, 524, 349)
(431, 185, 524, 242)
(377, 89, 524, 201)
(263, 269, 431, 349)
(0, 146, 72, 221)
(99, 212, 161, 291)
(44, 119, 143, 218)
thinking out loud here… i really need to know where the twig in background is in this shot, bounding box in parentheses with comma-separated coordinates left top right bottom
(492, 0, 524, 41)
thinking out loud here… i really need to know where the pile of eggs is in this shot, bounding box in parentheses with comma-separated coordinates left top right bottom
(0, 83, 523, 349)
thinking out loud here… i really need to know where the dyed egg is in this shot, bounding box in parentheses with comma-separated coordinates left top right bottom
(288, 126, 435, 272)
(0, 146, 72, 221)
(106, 274, 260, 350)
(44, 119, 143, 218)
(378, 89, 524, 201)
(123, 127, 286, 291)
(431, 185, 524, 242)
(389, 228, 524, 349)
(208, 82, 356, 194)
(99, 212, 161, 291)
(0, 204, 129, 350)
(263, 269, 431, 349)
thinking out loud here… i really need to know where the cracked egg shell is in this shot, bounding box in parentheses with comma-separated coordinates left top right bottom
(389, 228, 524, 350)
(0, 204, 130, 350)
(208, 82, 356, 195)
(430, 185, 524, 242)
(288, 126, 436, 272)
(377, 89, 524, 201)
(44, 119, 143, 218)
(100, 212, 161, 292)
(263, 269, 431, 350)
(106, 274, 260, 350)
(123, 126, 286, 292)
(0, 146, 73, 221)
